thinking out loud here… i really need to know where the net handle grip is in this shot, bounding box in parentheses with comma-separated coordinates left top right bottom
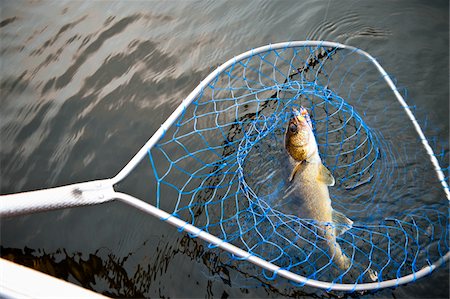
(0, 179, 116, 217)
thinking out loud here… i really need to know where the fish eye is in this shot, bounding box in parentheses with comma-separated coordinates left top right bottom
(289, 123, 297, 133)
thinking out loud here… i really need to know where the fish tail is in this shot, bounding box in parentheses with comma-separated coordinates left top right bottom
(326, 236, 351, 270)
(324, 234, 379, 281)
(334, 247, 351, 270)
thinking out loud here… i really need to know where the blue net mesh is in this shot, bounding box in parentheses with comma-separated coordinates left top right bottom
(146, 44, 448, 288)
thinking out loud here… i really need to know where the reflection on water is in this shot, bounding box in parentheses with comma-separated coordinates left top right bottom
(1, 237, 325, 299)
(0, 0, 448, 298)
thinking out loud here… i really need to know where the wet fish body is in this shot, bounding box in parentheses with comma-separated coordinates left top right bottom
(285, 107, 352, 271)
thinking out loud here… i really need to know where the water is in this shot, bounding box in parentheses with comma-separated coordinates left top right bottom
(1, 0, 448, 298)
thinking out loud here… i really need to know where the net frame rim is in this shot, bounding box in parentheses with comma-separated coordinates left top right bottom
(111, 41, 448, 291)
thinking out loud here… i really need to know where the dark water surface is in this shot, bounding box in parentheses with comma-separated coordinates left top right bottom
(1, 1, 448, 298)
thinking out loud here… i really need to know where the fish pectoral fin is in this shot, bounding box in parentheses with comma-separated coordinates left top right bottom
(332, 210, 353, 236)
(317, 163, 335, 186)
(289, 162, 303, 182)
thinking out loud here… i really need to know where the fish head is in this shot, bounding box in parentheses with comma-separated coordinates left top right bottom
(285, 107, 314, 161)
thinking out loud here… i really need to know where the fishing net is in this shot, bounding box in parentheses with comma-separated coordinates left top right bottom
(146, 43, 449, 289)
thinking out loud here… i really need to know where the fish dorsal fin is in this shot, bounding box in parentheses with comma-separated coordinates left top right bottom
(332, 210, 353, 236)
(289, 162, 303, 182)
(317, 163, 335, 186)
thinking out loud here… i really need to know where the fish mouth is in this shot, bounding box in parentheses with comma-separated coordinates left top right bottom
(291, 107, 311, 127)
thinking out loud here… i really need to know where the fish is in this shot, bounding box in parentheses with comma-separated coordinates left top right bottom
(285, 107, 377, 280)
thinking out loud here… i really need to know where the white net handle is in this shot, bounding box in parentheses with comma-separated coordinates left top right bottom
(0, 180, 115, 217)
